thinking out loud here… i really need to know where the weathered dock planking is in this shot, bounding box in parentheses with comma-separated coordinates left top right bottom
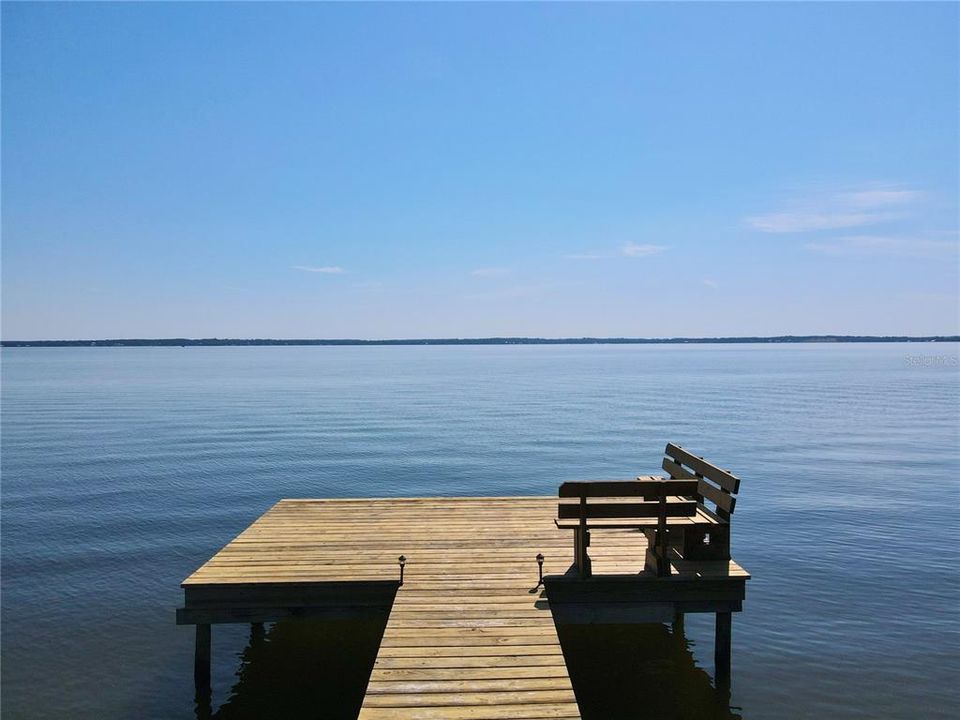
(178, 494, 749, 717)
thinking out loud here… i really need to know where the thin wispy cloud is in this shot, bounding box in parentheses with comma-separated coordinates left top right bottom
(746, 185, 923, 233)
(565, 243, 667, 260)
(470, 267, 511, 277)
(805, 235, 957, 258)
(564, 252, 612, 260)
(746, 211, 888, 233)
(465, 284, 553, 301)
(703, 279, 719, 289)
(621, 242, 667, 257)
(838, 189, 922, 209)
(292, 265, 346, 274)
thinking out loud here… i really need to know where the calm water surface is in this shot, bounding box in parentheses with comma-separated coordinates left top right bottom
(2, 344, 958, 719)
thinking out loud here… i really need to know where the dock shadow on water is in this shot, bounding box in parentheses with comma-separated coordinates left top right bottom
(555, 622, 742, 720)
(201, 616, 388, 720)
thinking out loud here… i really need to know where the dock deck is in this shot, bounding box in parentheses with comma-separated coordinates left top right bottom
(179, 496, 749, 718)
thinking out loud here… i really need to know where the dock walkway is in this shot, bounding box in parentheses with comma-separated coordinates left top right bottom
(179, 496, 749, 718)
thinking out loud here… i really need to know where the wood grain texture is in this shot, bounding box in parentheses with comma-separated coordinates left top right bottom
(664, 443, 741, 494)
(179, 496, 750, 718)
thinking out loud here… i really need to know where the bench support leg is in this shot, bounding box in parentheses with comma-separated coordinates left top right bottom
(714, 612, 731, 688)
(643, 529, 671, 577)
(574, 528, 591, 579)
(194, 624, 211, 697)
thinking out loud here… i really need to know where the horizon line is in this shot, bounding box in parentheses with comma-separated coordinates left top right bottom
(2, 334, 959, 347)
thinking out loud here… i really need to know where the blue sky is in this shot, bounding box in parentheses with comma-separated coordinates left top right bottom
(2, 2, 957, 339)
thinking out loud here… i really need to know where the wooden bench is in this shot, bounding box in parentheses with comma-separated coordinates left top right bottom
(555, 477, 700, 578)
(660, 442, 740, 563)
(555, 443, 741, 578)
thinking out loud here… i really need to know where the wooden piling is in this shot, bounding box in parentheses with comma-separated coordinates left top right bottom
(672, 611, 685, 636)
(714, 611, 732, 687)
(249, 622, 265, 646)
(194, 624, 211, 695)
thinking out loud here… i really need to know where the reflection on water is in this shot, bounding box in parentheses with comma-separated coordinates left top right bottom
(197, 616, 739, 720)
(202, 617, 388, 720)
(556, 622, 742, 720)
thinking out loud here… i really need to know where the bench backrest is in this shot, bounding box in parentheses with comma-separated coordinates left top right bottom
(557, 479, 699, 521)
(661, 443, 740, 521)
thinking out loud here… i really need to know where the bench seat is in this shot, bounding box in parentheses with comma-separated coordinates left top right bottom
(555, 503, 723, 530)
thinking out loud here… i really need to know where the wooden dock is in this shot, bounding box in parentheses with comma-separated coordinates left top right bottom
(178, 496, 749, 718)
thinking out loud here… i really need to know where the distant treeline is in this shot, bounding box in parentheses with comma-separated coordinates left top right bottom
(3, 335, 958, 347)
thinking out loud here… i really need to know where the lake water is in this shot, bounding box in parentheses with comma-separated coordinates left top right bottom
(2, 344, 958, 719)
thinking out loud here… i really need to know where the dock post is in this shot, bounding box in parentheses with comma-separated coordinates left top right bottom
(194, 624, 211, 696)
(672, 610, 685, 636)
(250, 622, 265, 646)
(714, 612, 731, 687)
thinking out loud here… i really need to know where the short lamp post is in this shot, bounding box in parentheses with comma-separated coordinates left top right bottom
(536, 553, 544, 587)
(398, 555, 406, 586)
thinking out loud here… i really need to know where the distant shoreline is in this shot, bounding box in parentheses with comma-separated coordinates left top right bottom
(2, 335, 958, 347)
